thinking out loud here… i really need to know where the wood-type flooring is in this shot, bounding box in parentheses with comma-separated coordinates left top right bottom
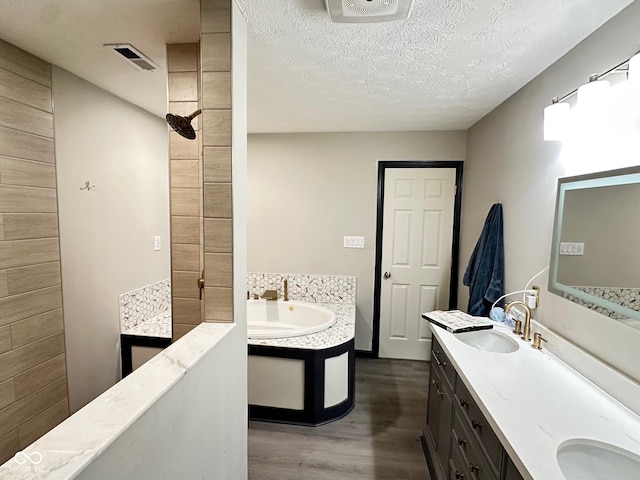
(249, 358, 431, 480)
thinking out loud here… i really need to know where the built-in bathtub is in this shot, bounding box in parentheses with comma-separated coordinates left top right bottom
(247, 299, 337, 338)
(247, 273, 356, 426)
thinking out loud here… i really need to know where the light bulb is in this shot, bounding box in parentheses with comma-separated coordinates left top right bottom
(544, 101, 570, 141)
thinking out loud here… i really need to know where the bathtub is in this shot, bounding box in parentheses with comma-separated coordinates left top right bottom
(247, 300, 355, 426)
(247, 299, 337, 338)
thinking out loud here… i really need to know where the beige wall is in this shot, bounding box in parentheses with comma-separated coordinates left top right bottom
(463, 1, 640, 381)
(0, 39, 69, 464)
(53, 67, 170, 412)
(247, 132, 466, 350)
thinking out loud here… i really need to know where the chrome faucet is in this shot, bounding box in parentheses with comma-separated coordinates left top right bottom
(505, 301, 532, 342)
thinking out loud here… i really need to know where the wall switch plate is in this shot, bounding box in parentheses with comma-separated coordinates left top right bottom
(154, 235, 161, 251)
(344, 236, 365, 248)
(560, 242, 584, 255)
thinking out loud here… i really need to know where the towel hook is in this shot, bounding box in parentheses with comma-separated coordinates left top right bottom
(80, 181, 96, 191)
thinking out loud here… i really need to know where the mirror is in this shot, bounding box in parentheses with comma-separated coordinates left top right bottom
(549, 166, 640, 323)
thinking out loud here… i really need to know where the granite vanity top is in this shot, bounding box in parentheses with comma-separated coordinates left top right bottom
(248, 303, 355, 350)
(121, 310, 172, 338)
(429, 320, 640, 480)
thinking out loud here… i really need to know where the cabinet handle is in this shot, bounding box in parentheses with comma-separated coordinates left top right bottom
(455, 472, 465, 480)
(471, 420, 481, 430)
(460, 399, 469, 408)
(432, 351, 442, 366)
(431, 379, 436, 385)
(469, 464, 480, 473)
(436, 388, 444, 398)
(458, 438, 467, 446)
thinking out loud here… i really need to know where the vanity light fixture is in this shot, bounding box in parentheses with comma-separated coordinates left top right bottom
(543, 51, 639, 141)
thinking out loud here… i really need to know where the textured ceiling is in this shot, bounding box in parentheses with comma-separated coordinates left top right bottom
(243, 0, 634, 133)
(0, 0, 633, 131)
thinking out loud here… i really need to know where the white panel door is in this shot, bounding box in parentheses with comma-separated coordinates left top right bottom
(379, 168, 456, 360)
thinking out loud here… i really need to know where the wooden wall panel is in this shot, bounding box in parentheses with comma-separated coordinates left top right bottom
(201, 2, 234, 325)
(0, 39, 68, 462)
(0, 156, 56, 188)
(3, 213, 59, 240)
(168, 42, 203, 341)
(0, 68, 52, 112)
(0, 41, 51, 87)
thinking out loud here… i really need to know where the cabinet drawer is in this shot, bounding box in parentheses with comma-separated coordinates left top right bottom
(454, 379, 502, 472)
(432, 338, 457, 390)
(449, 438, 473, 480)
(452, 409, 498, 480)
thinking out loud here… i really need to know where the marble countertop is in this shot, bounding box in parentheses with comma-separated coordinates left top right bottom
(121, 311, 172, 338)
(429, 320, 640, 480)
(248, 303, 355, 350)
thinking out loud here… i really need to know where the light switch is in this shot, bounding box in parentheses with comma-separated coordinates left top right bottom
(154, 235, 161, 251)
(344, 236, 364, 249)
(560, 242, 584, 255)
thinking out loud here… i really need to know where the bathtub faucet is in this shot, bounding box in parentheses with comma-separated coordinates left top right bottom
(283, 279, 289, 301)
(260, 289, 278, 300)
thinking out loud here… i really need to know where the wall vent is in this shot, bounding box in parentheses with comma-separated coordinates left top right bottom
(325, 0, 415, 23)
(104, 44, 157, 71)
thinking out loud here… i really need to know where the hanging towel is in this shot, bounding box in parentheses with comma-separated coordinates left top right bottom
(463, 203, 504, 316)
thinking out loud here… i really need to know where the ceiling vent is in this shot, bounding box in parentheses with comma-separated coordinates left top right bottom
(325, 0, 415, 23)
(104, 44, 157, 71)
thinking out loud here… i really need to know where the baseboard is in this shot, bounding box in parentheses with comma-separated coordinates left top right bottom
(355, 349, 374, 358)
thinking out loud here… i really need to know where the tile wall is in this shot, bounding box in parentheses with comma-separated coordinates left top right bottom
(0, 39, 69, 463)
(167, 43, 204, 341)
(119, 279, 172, 332)
(202, 0, 235, 323)
(247, 273, 357, 305)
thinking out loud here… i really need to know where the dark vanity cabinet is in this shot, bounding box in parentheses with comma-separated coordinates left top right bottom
(422, 338, 524, 480)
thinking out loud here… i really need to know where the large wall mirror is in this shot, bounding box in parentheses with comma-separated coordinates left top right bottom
(549, 166, 640, 324)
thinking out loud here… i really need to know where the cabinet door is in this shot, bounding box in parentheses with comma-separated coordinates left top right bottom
(504, 455, 525, 480)
(435, 377, 453, 478)
(425, 359, 442, 449)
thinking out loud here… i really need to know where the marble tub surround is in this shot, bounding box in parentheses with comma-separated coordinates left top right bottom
(248, 303, 355, 350)
(121, 310, 172, 338)
(247, 272, 356, 304)
(429, 320, 640, 480)
(119, 279, 171, 333)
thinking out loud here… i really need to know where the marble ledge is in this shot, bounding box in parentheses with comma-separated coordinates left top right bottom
(121, 310, 172, 338)
(248, 303, 355, 350)
(0, 323, 235, 480)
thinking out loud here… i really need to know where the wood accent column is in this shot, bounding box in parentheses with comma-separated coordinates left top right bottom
(167, 43, 204, 340)
(201, 0, 234, 323)
(0, 39, 69, 463)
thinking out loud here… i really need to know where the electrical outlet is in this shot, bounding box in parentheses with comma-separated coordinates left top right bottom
(154, 235, 161, 251)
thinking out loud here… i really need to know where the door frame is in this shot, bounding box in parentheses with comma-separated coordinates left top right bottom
(371, 161, 464, 359)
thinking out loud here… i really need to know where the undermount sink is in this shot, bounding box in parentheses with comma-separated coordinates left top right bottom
(455, 329, 519, 353)
(557, 439, 640, 480)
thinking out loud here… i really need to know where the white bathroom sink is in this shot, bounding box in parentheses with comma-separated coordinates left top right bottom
(455, 329, 519, 353)
(557, 439, 640, 480)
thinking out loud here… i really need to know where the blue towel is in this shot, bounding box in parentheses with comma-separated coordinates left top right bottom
(463, 203, 504, 316)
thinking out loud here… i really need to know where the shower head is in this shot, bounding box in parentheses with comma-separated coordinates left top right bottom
(165, 109, 201, 140)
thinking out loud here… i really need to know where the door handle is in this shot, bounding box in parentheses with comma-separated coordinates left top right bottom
(383, 272, 391, 279)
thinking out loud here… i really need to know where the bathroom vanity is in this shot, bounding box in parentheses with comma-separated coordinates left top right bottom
(421, 320, 640, 480)
(422, 335, 523, 480)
